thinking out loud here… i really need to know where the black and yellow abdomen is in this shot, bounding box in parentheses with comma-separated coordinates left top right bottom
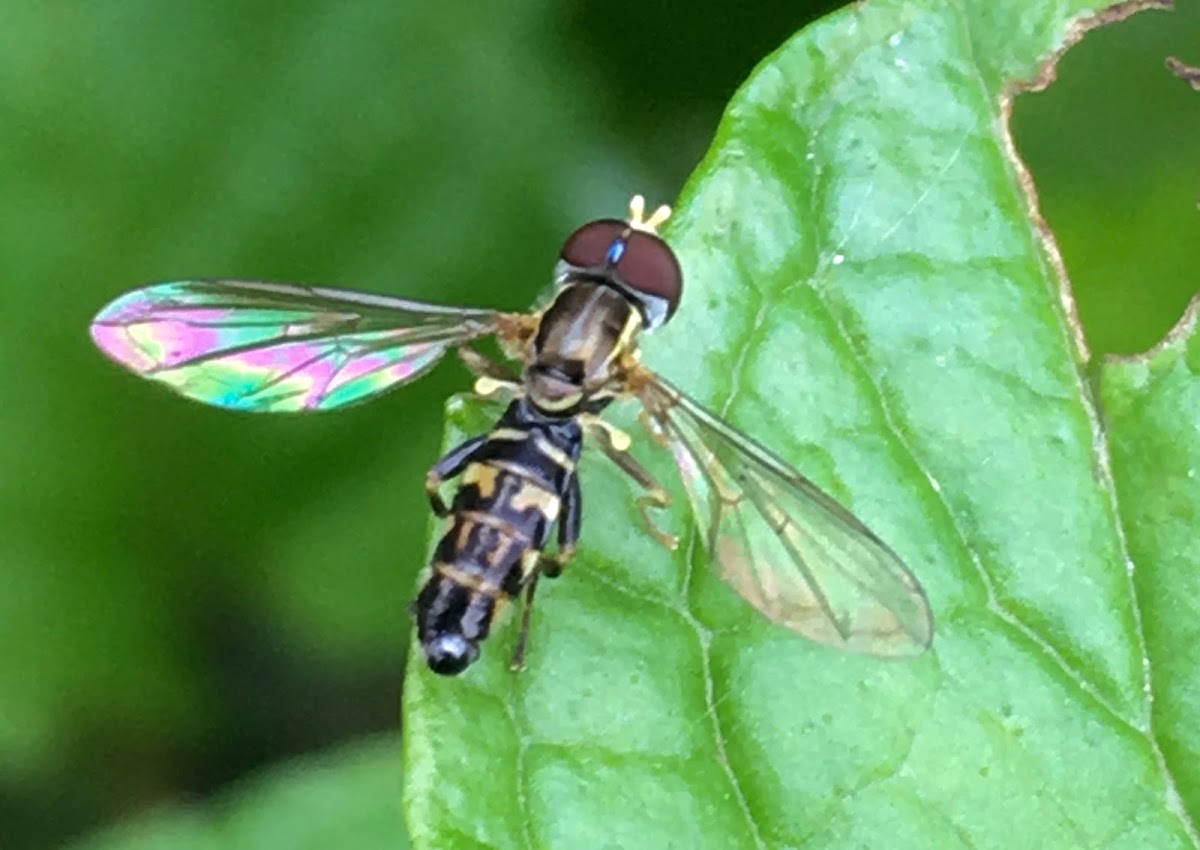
(416, 400, 582, 674)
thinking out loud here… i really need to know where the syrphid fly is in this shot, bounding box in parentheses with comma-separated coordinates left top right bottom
(90, 195, 933, 675)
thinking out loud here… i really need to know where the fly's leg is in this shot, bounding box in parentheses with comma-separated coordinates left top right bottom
(426, 434, 488, 517)
(585, 417, 677, 550)
(458, 348, 522, 402)
(510, 567, 543, 672)
(639, 408, 671, 448)
(430, 350, 514, 512)
(510, 473, 580, 671)
(459, 347, 520, 383)
(541, 473, 580, 578)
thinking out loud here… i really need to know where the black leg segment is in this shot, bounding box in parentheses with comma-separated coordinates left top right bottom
(510, 567, 542, 671)
(425, 434, 488, 516)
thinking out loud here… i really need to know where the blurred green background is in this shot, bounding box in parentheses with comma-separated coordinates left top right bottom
(0, 2, 1196, 848)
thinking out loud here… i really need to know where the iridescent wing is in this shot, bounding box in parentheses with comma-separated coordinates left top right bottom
(635, 372, 933, 657)
(91, 280, 511, 412)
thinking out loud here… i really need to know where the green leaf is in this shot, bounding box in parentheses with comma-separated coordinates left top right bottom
(65, 736, 406, 850)
(1100, 301, 1200, 815)
(404, 1, 1200, 848)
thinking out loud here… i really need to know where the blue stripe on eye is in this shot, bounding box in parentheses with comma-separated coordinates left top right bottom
(606, 240, 626, 264)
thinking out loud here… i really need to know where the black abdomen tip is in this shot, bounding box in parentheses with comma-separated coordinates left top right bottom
(423, 633, 480, 676)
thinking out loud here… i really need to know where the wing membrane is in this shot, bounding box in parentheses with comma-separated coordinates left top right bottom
(91, 280, 505, 411)
(637, 374, 932, 657)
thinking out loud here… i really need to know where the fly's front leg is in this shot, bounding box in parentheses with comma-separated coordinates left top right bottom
(510, 474, 580, 671)
(459, 347, 520, 383)
(585, 417, 677, 550)
(426, 434, 488, 517)
(458, 348, 522, 402)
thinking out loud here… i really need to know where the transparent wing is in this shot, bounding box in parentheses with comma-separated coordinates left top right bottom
(636, 373, 932, 657)
(91, 279, 508, 412)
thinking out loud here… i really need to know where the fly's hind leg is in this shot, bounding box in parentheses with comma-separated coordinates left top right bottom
(509, 567, 544, 672)
(426, 434, 488, 516)
(584, 417, 677, 550)
(510, 473, 580, 671)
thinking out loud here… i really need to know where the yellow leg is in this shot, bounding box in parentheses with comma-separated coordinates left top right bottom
(584, 417, 678, 550)
(458, 348, 521, 401)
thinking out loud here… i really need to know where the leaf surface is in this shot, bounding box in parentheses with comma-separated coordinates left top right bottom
(404, 1, 1200, 848)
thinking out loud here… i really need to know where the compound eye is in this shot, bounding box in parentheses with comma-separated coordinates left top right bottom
(615, 231, 683, 321)
(560, 219, 628, 268)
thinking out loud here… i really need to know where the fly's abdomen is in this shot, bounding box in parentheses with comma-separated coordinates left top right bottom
(416, 454, 563, 675)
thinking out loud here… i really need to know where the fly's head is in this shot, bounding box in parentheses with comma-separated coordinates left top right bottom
(527, 195, 684, 416)
(553, 194, 683, 331)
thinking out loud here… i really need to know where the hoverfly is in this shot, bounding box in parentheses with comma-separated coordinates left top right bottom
(90, 195, 933, 674)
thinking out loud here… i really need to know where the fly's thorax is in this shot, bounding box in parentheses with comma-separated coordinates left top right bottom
(526, 282, 642, 414)
(554, 208, 683, 330)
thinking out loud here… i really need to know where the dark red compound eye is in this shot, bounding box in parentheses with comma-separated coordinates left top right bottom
(559, 219, 628, 268)
(614, 230, 683, 320)
(559, 218, 684, 324)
